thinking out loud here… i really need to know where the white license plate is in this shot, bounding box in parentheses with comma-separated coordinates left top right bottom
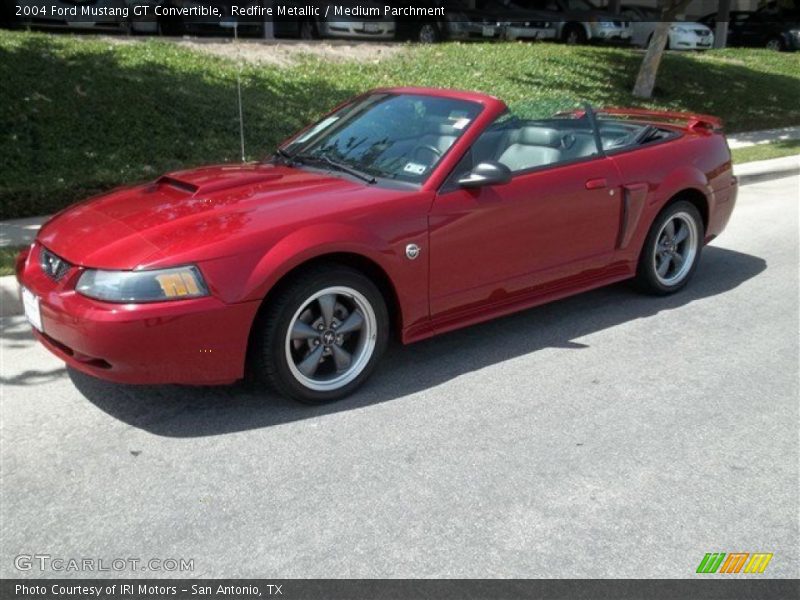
(21, 286, 42, 332)
(364, 22, 380, 33)
(482, 26, 496, 37)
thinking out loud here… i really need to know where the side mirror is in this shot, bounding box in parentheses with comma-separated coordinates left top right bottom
(458, 161, 512, 188)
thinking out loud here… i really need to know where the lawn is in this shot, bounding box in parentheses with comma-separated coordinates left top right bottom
(2, 30, 800, 219)
(731, 139, 800, 164)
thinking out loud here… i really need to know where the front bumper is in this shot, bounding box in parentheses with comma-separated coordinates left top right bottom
(322, 21, 395, 39)
(591, 27, 632, 42)
(672, 32, 714, 50)
(16, 243, 260, 385)
(504, 26, 557, 40)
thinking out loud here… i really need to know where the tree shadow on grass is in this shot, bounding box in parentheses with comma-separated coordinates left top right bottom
(0, 34, 357, 219)
(510, 48, 800, 132)
(68, 245, 766, 437)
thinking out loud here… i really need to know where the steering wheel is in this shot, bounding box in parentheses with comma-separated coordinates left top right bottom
(412, 144, 442, 164)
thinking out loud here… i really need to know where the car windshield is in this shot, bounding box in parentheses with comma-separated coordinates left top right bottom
(279, 93, 483, 184)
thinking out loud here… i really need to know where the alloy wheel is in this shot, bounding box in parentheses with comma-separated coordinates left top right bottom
(652, 211, 699, 287)
(285, 286, 377, 392)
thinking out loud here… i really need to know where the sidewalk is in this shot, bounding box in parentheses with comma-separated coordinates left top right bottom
(727, 126, 800, 149)
(0, 215, 48, 248)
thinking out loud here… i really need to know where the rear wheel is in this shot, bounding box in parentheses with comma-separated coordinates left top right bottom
(299, 19, 319, 40)
(252, 264, 388, 403)
(563, 24, 587, 45)
(635, 201, 703, 295)
(765, 37, 784, 51)
(417, 22, 441, 43)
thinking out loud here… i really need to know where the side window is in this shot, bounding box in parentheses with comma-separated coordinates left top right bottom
(448, 112, 602, 184)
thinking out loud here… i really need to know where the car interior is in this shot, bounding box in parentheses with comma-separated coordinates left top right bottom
(450, 115, 676, 178)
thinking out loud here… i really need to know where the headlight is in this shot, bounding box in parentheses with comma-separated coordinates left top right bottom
(600, 21, 615, 28)
(76, 265, 209, 303)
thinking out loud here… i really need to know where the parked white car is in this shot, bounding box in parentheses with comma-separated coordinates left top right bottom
(623, 4, 714, 50)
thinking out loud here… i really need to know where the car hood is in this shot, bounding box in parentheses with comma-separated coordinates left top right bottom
(37, 163, 366, 269)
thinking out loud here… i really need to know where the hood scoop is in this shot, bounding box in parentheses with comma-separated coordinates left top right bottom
(154, 169, 285, 197)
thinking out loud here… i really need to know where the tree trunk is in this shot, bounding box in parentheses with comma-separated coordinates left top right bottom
(714, 0, 732, 49)
(632, 21, 671, 99)
(631, 0, 693, 100)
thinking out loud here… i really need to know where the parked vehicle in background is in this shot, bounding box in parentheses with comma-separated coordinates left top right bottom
(276, 1, 395, 40)
(700, 5, 800, 51)
(622, 4, 714, 50)
(514, 0, 632, 44)
(397, 0, 500, 43)
(479, 0, 557, 41)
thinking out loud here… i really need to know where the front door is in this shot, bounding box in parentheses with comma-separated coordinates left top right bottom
(429, 153, 622, 325)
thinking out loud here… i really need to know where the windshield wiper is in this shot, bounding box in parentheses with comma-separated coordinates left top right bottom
(274, 147, 293, 162)
(291, 152, 377, 184)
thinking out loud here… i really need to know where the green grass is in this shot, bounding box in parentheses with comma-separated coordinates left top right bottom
(0, 246, 24, 276)
(732, 139, 800, 163)
(2, 30, 800, 219)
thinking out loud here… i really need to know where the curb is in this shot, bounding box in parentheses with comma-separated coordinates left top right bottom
(1, 275, 21, 318)
(733, 154, 800, 186)
(1, 157, 797, 319)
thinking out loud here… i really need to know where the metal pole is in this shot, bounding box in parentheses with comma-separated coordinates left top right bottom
(235, 24, 246, 163)
(263, 0, 274, 39)
(715, 0, 731, 49)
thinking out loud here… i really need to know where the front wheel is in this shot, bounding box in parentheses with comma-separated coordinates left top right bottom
(635, 201, 703, 295)
(251, 264, 389, 403)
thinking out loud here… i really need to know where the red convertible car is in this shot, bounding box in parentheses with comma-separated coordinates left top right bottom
(16, 87, 737, 402)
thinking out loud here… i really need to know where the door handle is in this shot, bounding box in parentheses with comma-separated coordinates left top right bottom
(585, 178, 607, 190)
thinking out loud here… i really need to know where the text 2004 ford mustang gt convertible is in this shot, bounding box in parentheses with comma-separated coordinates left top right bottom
(16, 88, 737, 402)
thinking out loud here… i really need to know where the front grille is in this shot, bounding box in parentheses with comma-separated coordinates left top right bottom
(40, 247, 71, 281)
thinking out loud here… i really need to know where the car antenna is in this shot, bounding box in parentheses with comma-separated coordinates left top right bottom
(233, 21, 246, 162)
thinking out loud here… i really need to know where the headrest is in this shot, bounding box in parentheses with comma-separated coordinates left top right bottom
(514, 127, 562, 147)
(425, 119, 458, 136)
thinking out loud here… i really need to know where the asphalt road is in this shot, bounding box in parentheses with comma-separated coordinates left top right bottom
(1, 175, 798, 579)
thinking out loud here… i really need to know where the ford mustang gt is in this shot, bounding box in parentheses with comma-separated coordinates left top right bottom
(16, 88, 738, 402)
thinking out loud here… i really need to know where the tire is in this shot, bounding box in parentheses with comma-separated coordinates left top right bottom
(417, 22, 440, 44)
(634, 201, 704, 295)
(765, 37, 784, 51)
(251, 263, 389, 403)
(562, 24, 587, 45)
(299, 19, 319, 40)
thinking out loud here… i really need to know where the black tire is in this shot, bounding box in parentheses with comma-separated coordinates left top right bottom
(299, 19, 319, 40)
(634, 200, 704, 295)
(417, 22, 441, 43)
(251, 263, 389, 403)
(562, 23, 587, 45)
(765, 37, 785, 51)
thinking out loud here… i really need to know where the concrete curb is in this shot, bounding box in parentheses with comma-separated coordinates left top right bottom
(1, 155, 797, 319)
(1, 275, 21, 318)
(733, 154, 800, 186)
